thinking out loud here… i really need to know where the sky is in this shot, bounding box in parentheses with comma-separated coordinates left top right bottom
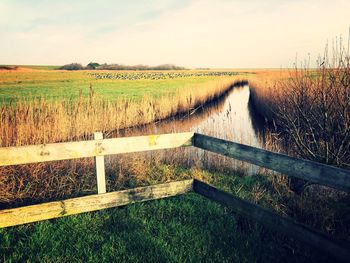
(0, 0, 349, 68)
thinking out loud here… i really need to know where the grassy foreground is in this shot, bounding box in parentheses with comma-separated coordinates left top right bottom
(0, 195, 326, 263)
(0, 164, 343, 262)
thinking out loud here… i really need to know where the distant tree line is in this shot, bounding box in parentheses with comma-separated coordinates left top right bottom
(59, 62, 187, 70)
(0, 65, 18, 70)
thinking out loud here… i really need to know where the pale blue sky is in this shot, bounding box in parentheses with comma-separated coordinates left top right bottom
(0, 0, 349, 68)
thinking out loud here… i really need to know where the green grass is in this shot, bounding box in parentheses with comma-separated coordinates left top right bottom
(0, 165, 334, 263)
(0, 70, 245, 104)
(0, 193, 327, 263)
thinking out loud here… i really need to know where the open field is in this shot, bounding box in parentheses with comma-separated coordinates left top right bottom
(0, 68, 251, 104)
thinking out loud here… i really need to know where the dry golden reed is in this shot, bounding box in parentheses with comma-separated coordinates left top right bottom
(0, 77, 240, 147)
(250, 64, 350, 168)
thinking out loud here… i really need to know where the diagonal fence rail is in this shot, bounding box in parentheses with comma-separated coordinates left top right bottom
(193, 180, 350, 263)
(193, 133, 350, 192)
(1, 132, 350, 262)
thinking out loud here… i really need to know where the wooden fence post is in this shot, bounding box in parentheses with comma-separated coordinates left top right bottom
(94, 132, 106, 194)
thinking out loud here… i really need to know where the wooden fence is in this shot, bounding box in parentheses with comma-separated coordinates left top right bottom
(0, 132, 350, 262)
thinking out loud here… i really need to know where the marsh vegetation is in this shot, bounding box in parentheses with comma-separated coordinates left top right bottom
(0, 61, 349, 262)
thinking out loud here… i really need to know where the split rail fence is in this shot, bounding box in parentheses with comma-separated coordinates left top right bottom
(0, 132, 350, 262)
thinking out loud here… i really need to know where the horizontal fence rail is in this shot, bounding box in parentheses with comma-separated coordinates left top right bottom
(193, 133, 350, 193)
(0, 180, 194, 228)
(0, 132, 194, 166)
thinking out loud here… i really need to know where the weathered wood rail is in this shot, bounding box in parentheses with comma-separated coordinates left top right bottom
(1, 132, 350, 262)
(0, 132, 193, 166)
(193, 180, 350, 263)
(0, 180, 193, 228)
(194, 133, 350, 192)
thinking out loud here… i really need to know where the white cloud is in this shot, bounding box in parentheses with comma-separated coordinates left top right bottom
(0, 0, 349, 67)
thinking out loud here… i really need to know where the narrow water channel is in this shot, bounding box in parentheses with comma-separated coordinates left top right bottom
(111, 84, 266, 174)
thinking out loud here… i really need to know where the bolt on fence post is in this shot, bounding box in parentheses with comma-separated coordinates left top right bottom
(94, 132, 106, 194)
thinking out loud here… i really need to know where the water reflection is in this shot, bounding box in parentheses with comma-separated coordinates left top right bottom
(109, 85, 266, 174)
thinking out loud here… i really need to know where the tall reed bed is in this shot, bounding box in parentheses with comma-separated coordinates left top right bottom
(249, 50, 350, 168)
(0, 77, 239, 147)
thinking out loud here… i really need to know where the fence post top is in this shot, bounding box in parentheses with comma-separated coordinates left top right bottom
(93, 132, 103, 139)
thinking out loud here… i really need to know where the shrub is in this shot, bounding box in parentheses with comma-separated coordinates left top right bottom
(59, 63, 84, 70)
(86, 62, 100, 70)
(273, 44, 350, 168)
